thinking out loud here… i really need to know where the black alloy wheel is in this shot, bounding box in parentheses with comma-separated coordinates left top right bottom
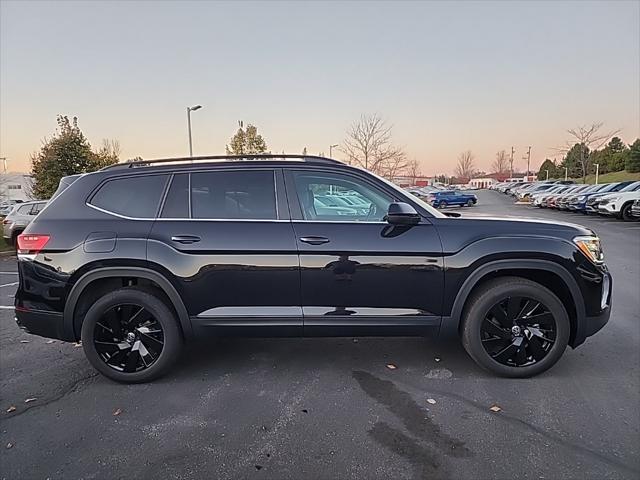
(439, 201, 448, 209)
(81, 287, 183, 383)
(93, 304, 164, 373)
(466, 199, 474, 207)
(480, 296, 556, 367)
(461, 277, 570, 378)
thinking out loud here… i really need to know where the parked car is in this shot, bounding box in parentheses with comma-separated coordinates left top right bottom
(631, 199, 640, 219)
(586, 181, 640, 216)
(2, 200, 47, 245)
(516, 183, 556, 201)
(427, 190, 478, 208)
(597, 186, 640, 221)
(532, 185, 571, 207)
(15, 155, 611, 382)
(568, 181, 636, 214)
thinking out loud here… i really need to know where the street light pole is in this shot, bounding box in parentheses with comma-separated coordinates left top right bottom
(545, 169, 549, 181)
(510, 147, 515, 180)
(329, 144, 339, 158)
(526, 146, 531, 180)
(594, 163, 600, 184)
(564, 166, 568, 181)
(186, 105, 203, 158)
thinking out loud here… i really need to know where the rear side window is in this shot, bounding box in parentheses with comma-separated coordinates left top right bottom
(90, 175, 168, 218)
(190, 170, 277, 220)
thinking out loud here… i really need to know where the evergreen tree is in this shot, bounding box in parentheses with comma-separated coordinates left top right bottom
(30, 116, 118, 199)
(225, 121, 268, 155)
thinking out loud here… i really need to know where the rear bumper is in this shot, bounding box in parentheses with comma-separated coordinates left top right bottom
(15, 308, 72, 341)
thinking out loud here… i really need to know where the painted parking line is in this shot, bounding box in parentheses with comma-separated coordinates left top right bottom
(0, 305, 15, 310)
(0, 272, 18, 275)
(0, 282, 18, 288)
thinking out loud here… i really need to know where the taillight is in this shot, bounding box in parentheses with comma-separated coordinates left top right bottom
(17, 234, 50, 254)
(2, 219, 11, 225)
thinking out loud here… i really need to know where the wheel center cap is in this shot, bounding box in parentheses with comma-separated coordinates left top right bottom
(126, 332, 136, 343)
(511, 326, 522, 336)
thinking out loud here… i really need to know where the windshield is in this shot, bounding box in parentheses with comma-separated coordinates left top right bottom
(620, 181, 640, 192)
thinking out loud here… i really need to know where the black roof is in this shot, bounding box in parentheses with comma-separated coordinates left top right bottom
(101, 154, 343, 172)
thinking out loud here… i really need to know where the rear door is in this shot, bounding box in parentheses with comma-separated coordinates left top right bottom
(147, 168, 301, 336)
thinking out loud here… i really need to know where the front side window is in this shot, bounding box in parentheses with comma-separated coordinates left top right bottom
(90, 175, 168, 218)
(292, 171, 393, 221)
(190, 170, 277, 220)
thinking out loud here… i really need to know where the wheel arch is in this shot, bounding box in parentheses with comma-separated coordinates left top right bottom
(63, 267, 192, 341)
(441, 259, 586, 347)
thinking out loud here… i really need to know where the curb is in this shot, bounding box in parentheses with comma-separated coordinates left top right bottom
(0, 250, 16, 258)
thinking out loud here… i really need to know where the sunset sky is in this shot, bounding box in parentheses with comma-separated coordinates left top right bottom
(1, 0, 638, 175)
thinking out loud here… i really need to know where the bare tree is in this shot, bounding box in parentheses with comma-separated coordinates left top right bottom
(343, 114, 407, 178)
(556, 123, 621, 183)
(406, 159, 422, 183)
(454, 150, 476, 179)
(492, 150, 509, 174)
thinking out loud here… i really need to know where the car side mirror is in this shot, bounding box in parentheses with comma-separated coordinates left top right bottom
(385, 202, 420, 225)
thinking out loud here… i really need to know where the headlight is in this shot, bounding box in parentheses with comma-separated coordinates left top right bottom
(573, 235, 604, 264)
(577, 196, 586, 201)
(607, 196, 620, 203)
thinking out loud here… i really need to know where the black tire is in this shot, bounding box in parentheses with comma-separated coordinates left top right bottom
(439, 201, 447, 209)
(620, 202, 634, 222)
(461, 277, 570, 378)
(466, 199, 474, 207)
(81, 287, 183, 383)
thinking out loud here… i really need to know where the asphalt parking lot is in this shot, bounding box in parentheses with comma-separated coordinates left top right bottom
(1, 190, 639, 480)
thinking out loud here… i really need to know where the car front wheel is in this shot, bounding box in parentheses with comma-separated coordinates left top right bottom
(620, 202, 635, 221)
(466, 199, 474, 207)
(81, 287, 183, 383)
(461, 277, 570, 378)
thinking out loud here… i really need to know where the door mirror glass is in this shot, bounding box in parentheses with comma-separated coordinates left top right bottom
(386, 202, 420, 225)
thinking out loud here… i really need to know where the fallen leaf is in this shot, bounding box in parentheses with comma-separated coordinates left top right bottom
(6, 406, 16, 413)
(386, 364, 397, 370)
(6, 442, 13, 449)
(489, 405, 502, 412)
(24, 398, 37, 403)
(19, 340, 29, 344)
(352, 338, 358, 343)
(46, 340, 55, 344)
(112, 408, 122, 416)
(434, 357, 441, 362)
(73, 342, 82, 347)
(426, 398, 436, 405)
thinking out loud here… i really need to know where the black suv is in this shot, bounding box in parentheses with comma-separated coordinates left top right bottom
(15, 155, 611, 382)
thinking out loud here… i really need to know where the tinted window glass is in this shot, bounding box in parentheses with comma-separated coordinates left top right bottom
(17, 204, 33, 214)
(292, 171, 393, 221)
(91, 175, 168, 218)
(161, 174, 189, 218)
(191, 170, 276, 220)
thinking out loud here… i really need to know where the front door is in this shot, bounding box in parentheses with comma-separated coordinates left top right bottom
(284, 168, 444, 336)
(147, 168, 301, 336)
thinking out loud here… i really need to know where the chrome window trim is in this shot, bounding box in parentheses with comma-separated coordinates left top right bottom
(86, 203, 290, 222)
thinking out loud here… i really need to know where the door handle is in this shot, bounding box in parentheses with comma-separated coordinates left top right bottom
(299, 236, 330, 245)
(171, 235, 201, 244)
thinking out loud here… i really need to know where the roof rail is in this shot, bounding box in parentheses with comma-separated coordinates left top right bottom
(101, 154, 343, 171)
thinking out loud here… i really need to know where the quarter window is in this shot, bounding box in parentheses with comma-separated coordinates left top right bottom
(190, 170, 277, 220)
(90, 175, 168, 218)
(291, 172, 393, 221)
(161, 174, 189, 218)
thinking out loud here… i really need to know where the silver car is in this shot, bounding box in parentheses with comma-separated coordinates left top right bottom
(2, 200, 47, 245)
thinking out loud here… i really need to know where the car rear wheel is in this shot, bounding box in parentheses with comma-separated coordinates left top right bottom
(439, 201, 447, 209)
(461, 277, 569, 378)
(81, 287, 183, 383)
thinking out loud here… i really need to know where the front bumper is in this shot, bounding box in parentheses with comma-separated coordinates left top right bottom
(598, 202, 618, 215)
